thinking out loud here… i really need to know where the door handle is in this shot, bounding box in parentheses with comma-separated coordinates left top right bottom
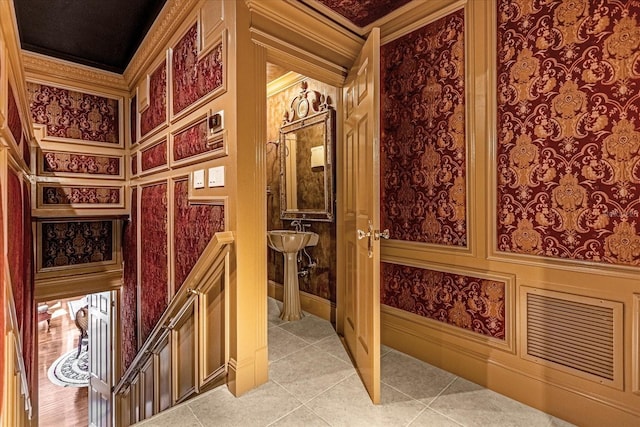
(374, 229, 390, 240)
(357, 221, 375, 258)
(357, 229, 370, 240)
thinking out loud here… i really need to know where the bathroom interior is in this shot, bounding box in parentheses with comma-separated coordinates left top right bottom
(265, 62, 338, 322)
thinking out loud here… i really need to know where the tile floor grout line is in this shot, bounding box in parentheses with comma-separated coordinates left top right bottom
(426, 375, 459, 408)
(379, 378, 429, 408)
(404, 406, 428, 427)
(271, 366, 357, 406)
(263, 399, 305, 427)
(301, 402, 333, 426)
(186, 403, 207, 427)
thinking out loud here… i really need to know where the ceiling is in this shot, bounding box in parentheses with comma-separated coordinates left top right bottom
(14, 0, 167, 74)
(13, 0, 411, 75)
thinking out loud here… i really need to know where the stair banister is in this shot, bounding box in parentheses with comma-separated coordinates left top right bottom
(113, 231, 234, 395)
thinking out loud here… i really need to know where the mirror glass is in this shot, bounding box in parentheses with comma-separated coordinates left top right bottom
(279, 83, 334, 221)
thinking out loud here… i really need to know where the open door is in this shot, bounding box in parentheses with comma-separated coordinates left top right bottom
(341, 27, 382, 404)
(88, 291, 112, 426)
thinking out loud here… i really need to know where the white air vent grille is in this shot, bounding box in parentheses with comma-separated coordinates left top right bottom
(522, 287, 623, 389)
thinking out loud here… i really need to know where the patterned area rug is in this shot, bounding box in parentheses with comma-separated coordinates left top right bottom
(47, 349, 89, 387)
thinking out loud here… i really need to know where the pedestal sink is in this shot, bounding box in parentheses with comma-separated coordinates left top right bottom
(267, 230, 319, 320)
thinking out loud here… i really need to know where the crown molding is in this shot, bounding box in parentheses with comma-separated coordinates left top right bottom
(22, 51, 128, 93)
(123, 0, 198, 87)
(247, 0, 363, 69)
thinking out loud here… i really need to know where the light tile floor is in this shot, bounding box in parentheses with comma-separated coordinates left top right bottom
(137, 298, 574, 427)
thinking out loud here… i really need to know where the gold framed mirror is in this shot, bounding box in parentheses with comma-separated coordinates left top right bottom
(279, 82, 335, 222)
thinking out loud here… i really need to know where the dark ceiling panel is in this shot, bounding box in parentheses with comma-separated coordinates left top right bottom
(314, 0, 413, 28)
(14, 0, 167, 74)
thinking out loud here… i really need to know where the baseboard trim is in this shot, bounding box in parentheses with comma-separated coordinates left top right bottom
(381, 305, 640, 426)
(267, 280, 335, 323)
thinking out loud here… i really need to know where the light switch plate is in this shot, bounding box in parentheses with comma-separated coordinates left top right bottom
(193, 169, 205, 189)
(208, 166, 225, 187)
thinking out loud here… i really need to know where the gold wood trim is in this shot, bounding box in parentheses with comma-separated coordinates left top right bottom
(268, 280, 336, 323)
(22, 51, 127, 91)
(634, 294, 640, 395)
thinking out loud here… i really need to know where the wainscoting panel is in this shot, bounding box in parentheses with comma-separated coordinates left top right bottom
(521, 286, 623, 390)
(634, 294, 640, 395)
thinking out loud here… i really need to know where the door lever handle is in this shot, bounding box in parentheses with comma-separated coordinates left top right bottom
(374, 229, 390, 240)
(357, 229, 371, 240)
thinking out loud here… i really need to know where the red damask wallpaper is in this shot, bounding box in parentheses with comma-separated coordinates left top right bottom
(497, 0, 640, 266)
(122, 188, 138, 371)
(7, 170, 24, 330)
(8, 84, 23, 146)
(42, 186, 120, 205)
(381, 9, 467, 246)
(41, 221, 113, 268)
(140, 61, 167, 138)
(172, 23, 224, 115)
(42, 151, 120, 176)
(173, 180, 225, 290)
(27, 82, 119, 143)
(131, 154, 138, 176)
(140, 182, 168, 344)
(131, 95, 137, 146)
(173, 120, 222, 161)
(317, 0, 412, 27)
(22, 181, 34, 388)
(141, 140, 167, 172)
(381, 263, 506, 340)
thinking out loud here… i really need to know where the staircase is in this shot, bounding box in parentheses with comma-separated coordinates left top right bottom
(113, 231, 234, 426)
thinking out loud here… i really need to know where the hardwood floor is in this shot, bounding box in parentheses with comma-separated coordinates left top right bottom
(37, 298, 88, 427)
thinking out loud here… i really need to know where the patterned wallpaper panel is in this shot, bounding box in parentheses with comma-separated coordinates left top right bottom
(122, 188, 138, 371)
(317, 0, 412, 27)
(497, 0, 640, 266)
(172, 23, 224, 115)
(42, 151, 120, 176)
(7, 170, 24, 330)
(140, 61, 167, 138)
(21, 180, 34, 387)
(8, 84, 24, 147)
(130, 95, 137, 146)
(131, 154, 138, 176)
(173, 180, 225, 290)
(173, 119, 222, 162)
(41, 186, 121, 205)
(381, 9, 467, 246)
(141, 139, 168, 172)
(41, 221, 113, 268)
(140, 182, 168, 344)
(27, 82, 119, 143)
(381, 263, 506, 340)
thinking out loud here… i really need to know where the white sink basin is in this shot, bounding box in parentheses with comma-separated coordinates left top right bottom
(267, 230, 319, 254)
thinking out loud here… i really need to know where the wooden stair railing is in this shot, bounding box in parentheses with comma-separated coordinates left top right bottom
(113, 231, 233, 424)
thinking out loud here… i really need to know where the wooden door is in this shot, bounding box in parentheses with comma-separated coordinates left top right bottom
(88, 291, 112, 427)
(341, 27, 381, 404)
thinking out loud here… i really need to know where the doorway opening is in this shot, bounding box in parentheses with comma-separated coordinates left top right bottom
(36, 291, 114, 426)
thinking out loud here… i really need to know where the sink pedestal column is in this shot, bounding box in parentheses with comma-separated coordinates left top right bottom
(280, 252, 304, 321)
